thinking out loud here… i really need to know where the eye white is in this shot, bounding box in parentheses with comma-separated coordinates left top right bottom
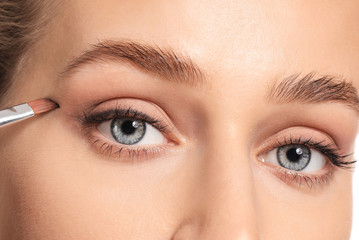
(97, 119, 166, 146)
(263, 147, 326, 172)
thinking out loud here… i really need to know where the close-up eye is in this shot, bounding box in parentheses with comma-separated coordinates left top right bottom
(78, 103, 179, 161)
(258, 135, 356, 189)
(98, 117, 166, 146)
(262, 144, 326, 172)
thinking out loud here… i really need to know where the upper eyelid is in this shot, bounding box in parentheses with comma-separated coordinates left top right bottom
(82, 107, 158, 124)
(275, 137, 340, 157)
(254, 126, 338, 154)
(72, 97, 188, 145)
(81, 107, 171, 133)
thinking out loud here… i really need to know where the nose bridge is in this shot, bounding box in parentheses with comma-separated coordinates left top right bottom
(172, 103, 260, 240)
(197, 121, 259, 240)
(170, 106, 258, 239)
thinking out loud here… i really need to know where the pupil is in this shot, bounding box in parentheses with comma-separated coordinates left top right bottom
(286, 148, 302, 162)
(121, 120, 137, 135)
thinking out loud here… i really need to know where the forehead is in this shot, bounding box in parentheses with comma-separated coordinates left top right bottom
(51, 0, 359, 86)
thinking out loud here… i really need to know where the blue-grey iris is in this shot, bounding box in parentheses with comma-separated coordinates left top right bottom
(277, 144, 311, 171)
(111, 118, 146, 145)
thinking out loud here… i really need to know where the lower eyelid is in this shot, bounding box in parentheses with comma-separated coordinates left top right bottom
(85, 125, 179, 163)
(258, 161, 334, 190)
(87, 134, 172, 163)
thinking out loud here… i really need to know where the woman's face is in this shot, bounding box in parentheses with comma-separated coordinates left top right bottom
(1, 0, 359, 239)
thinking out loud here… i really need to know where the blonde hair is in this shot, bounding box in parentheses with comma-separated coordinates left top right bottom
(0, 0, 55, 105)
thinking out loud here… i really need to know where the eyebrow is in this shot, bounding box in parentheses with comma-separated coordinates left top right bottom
(61, 41, 359, 113)
(60, 40, 206, 88)
(267, 72, 359, 113)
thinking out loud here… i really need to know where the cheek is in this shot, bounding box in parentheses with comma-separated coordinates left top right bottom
(0, 112, 200, 239)
(253, 166, 353, 239)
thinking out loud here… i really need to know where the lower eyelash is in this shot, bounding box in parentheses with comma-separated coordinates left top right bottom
(263, 163, 334, 190)
(89, 137, 169, 163)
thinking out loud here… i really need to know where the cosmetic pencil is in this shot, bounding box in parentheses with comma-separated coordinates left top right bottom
(0, 98, 59, 128)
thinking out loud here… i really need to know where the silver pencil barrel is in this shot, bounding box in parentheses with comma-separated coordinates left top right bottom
(0, 103, 34, 127)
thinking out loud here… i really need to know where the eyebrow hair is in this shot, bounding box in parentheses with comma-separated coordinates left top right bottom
(267, 72, 359, 113)
(60, 40, 206, 88)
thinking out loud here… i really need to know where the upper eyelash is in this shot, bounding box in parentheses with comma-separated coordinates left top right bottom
(274, 137, 356, 169)
(80, 106, 171, 134)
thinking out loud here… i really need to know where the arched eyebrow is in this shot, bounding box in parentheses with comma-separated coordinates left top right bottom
(267, 72, 359, 113)
(60, 40, 207, 88)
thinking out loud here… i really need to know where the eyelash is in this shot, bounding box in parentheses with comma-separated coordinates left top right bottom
(262, 136, 356, 189)
(80, 107, 172, 161)
(79, 106, 355, 189)
(82, 107, 170, 133)
(273, 137, 355, 169)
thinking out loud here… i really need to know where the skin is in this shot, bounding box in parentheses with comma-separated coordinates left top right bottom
(1, 0, 359, 239)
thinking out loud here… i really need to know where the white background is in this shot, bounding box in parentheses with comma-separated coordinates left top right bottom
(350, 138, 359, 239)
